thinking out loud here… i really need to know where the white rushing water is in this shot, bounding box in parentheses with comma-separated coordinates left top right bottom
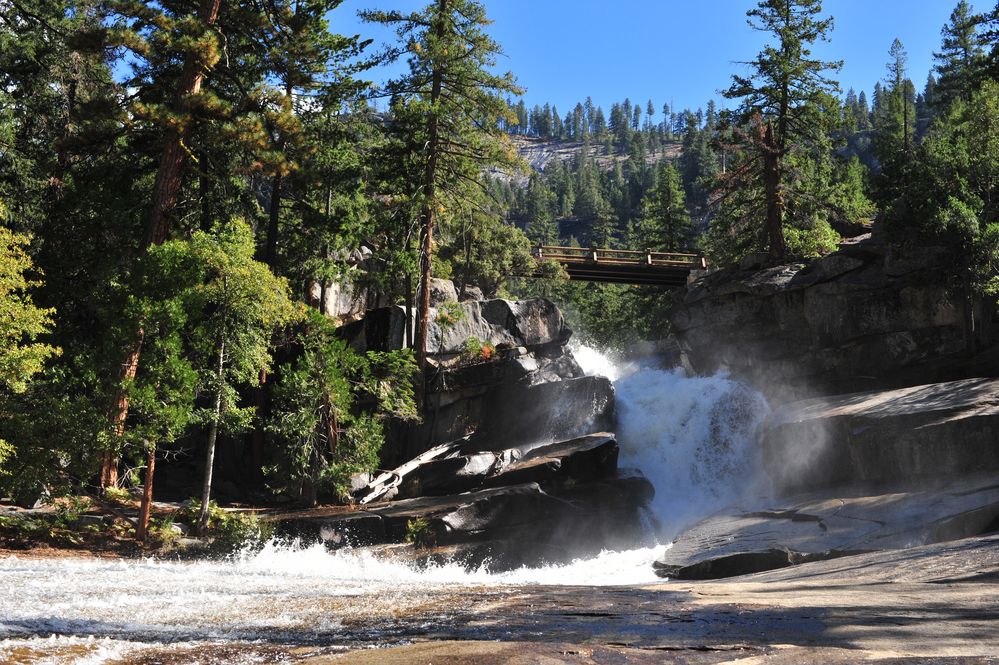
(0, 345, 770, 662)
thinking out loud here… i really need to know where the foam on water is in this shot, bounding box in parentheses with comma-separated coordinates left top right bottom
(0, 344, 770, 661)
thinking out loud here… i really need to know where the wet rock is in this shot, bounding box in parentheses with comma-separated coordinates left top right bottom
(278, 473, 655, 571)
(469, 376, 615, 452)
(761, 377, 999, 494)
(405, 371, 613, 461)
(416, 452, 505, 497)
(358, 437, 471, 504)
(360, 433, 619, 501)
(654, 474, 999, 580)
(278, 432, 655, 570)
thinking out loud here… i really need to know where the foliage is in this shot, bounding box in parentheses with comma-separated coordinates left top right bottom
(363, 0, 523, 366)
(0, 365, 106, 499)
(177, 499, 273, 553)
(0, 228, 59, 393)
(405, 516, 436, 549)
(885, 79, 999, 294)
(462, 337, 496, 362)
(266, 312, 418, 503)
(179, 219, 298, 434)
(435, 302, 466, 330)
(720, 0, 843, 259)
(439, 208, 536, 298)
(634, 161, 693, 251)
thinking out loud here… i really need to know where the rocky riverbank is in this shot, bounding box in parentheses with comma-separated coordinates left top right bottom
(672, 235, 999, 403)
(4, 532, 996, 663)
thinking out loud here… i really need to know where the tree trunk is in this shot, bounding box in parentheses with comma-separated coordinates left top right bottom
(763, 123, 785, 259)
(103, 0, 224, 489)
(136, 443, 156, 542)
(102, 334, 143, 488)
(197, 337, 226, 535)
(460, 225, 473, 299)
(264, 171, 283, 267)
(145, 0, 224, 246)
(414, 0, 447, 372)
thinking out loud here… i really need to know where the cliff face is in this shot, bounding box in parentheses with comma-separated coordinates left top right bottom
(671, 236, 997, 402)
(341, 296, 614, 465)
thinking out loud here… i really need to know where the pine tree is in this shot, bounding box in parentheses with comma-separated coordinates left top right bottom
(984, 2, 999, 80)
(723, 0, 842, 258)
(857, 90, 872, 130)
(887, 39, 915, 155)
(362, 0, 521, 372)
(515, 100, 528, 134)
(873, 39, 918, 208)
(934, 0, 986, 109)
(636, 162, 692, 251)
(101, 0, 227, 488)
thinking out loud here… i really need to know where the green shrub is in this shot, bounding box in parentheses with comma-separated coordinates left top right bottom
(405, 517, 436, 549)
(177, 499, 272, 553)
(462, 336, 495, 361)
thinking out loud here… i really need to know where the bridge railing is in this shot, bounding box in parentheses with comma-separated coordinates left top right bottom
(535, 245, 707, 269)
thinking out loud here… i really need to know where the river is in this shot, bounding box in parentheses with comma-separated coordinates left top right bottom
(0, 348, 769, 664)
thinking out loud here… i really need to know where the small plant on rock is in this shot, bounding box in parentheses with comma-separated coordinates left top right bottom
(405, 517, 436, 549)
(435, 301, 465, 329)
(463, 337, 496, 362)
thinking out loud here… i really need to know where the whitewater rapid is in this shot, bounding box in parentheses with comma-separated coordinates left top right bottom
(0, 346, 770, 662)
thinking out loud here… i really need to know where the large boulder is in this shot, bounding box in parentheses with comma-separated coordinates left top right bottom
(654, 474, 999, 580)
(671, 239, 983, 401)
(341, 298, 569, 356)
(761, 377, 999, 495)
(429, 278, 459, 307)
(276, 473, 655, 571)
(394, 353, 605, 462)
(356, 433, 619, 503)
(276, 432, 655, 570)
(482, 434, 619, 488)
(341, 297, 608, 467)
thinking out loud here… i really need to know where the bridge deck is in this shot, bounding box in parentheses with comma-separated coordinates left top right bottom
(535, 246, 706, 287)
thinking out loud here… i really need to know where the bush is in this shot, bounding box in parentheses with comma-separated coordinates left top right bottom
(463, 336, 495, 361)
(405, 517, 436, 549)
(177, 499, 272, 553)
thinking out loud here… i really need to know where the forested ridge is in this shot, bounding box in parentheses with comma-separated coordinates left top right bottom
(1, 0, 998, 532)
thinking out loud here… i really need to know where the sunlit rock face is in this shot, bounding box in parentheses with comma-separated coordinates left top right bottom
(341, 296, 613, 462)
(671, 236, 992, 403)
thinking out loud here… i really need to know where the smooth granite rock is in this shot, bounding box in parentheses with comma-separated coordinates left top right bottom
(671, 240, 982, 401)
(654, 474, 999, 580)
(761, 377, 999, 494)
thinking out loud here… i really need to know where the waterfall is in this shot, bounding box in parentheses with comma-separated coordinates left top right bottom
(603, 351, 772, 541)
(0, 347, 773, 661)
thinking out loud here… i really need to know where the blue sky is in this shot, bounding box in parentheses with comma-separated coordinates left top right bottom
(333, 0, 967, 115)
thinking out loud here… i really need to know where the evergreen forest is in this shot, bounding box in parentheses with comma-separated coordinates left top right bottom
(2, 0, 999, 525)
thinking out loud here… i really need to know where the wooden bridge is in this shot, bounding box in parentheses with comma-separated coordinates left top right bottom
(534, 246, 707, 286)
